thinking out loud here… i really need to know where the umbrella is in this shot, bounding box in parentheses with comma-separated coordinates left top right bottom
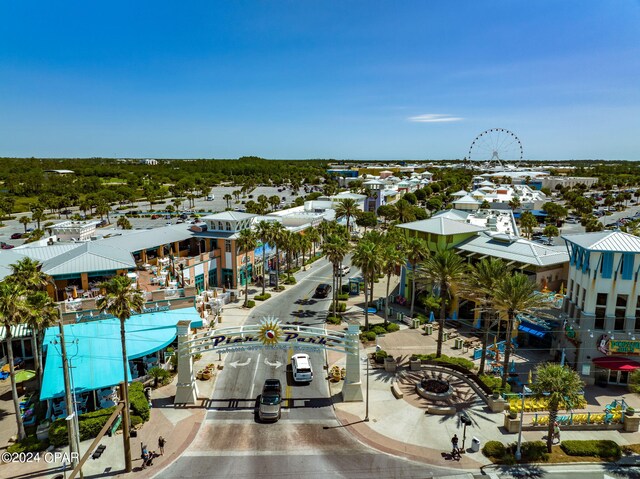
(429, 311, 435, 323)
(451, 311, 458, 321)
(14, 369, 36, 384)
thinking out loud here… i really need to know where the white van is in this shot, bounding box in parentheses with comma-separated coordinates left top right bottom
(291, 353, 313, 383)
(206, 195, 215, 201)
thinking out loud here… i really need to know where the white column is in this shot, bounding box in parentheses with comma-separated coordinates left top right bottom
(174, 320, 199, 404)
(342, 322, 364, 402)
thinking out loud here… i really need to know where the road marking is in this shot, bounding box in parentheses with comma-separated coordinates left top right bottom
(248, 352, 261, 399)
(264, 358, 282, 368)
(183, 447, 348, 457)
(229, 357, 252, 368)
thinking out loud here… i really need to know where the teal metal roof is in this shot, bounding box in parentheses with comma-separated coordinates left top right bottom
(40, 307, 201, 400)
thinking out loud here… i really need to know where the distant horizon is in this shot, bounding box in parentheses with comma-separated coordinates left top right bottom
(1, 1, 638, 160)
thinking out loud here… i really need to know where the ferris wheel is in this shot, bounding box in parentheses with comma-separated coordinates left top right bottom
(467, 128, 523, 169)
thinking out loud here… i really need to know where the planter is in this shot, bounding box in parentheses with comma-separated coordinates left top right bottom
(625, 409, 635, 417)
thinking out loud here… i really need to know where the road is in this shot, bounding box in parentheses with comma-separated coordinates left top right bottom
(160, 259, 441, 479)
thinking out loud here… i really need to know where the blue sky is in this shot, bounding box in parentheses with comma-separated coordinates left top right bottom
(1, 1, 639, 160)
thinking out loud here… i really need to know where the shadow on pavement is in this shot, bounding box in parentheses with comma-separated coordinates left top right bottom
(492, 463, 545, 479)
(604, 463, 640, 478)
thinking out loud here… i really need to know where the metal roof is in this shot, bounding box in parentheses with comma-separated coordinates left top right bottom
(0, 324, 32, 341)
(200, 211, 258, 222)
(398, 217, 488, 236)
(457, 232, 569, 267)
(451, 190, 468, 197)
(100, 224, 195, 253)
(43, 242, 136, 275)
(453, 194, 481, 204)
(432, 209, 470, 221)
(562, 231, 640, 253)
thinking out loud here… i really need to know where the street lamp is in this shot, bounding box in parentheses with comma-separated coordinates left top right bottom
(460, 413, 472, 451)
(515, 384, 531, 461)
(364, 354, 370, 422)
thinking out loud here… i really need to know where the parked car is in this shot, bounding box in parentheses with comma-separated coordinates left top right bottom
(176, 219, 185, 224)
(1, 243, 15, 249)
(151, 214, 160, 220)
(339, 264, 351, 276)
(291, 354, 313, 383)
(258, 379, 282, 422)
(314, 283, 332, 298)
(10, 233, 23, 239)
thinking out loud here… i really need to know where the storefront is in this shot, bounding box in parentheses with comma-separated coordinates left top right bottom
(592, 336, 640, 386)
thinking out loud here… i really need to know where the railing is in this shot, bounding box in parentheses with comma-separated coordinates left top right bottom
(531, 411, 624, 426)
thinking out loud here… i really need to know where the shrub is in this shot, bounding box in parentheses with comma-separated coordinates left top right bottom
(246, 300, 256, 308)
(360, 331, 376, 342)
(482, 440, 506, 458)
(50, 406, 119, 447)
(561, 440, 621, 459)
(326, 316, 342, 325)
(7, 435, 49, 453)
(129, 382, 150, 422)
(385, 323, 400, 333)
(372, 325, 387, 335)
(411, 353, 474, 371)
(374, 350, 388, 363)
(274, 285, 285, 291)
(479, 374, 511, 393)
(284, 277, 297, 285)
(255, 293, 272, 301)
(517, 441, 548, 462)
(285, 266, 301, 274)
(337, 293, 349, 301)
(131, 415, 143, 427)
(341, 285, 350, 294)
(336, 302, 347, 312)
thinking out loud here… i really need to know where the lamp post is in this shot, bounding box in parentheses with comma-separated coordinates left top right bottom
(460, 413, 472, 451)
(515, 384, 531, 461)
(364, 353, 370, 422)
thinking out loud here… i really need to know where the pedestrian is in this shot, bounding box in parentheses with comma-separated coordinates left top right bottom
(158, 436, 166, 455)
(451, 434, 460, 458)
(553, 421, 561, 443)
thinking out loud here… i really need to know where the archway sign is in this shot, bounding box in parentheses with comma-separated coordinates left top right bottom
(175, 316, 363, 404)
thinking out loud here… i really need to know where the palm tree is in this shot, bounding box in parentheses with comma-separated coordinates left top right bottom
(334, 198, 359, 232)
(270, 222, 286, 291)
(306, 227, 321, 258)
(299, 234, 312, 271)
(223, 194, 232, 209)
(416, 249, 467, 358)
(530, 363, 584, 453)
(394, 199, 416, 224)
(381, 243, 406, 325)
(96, 275, 145, 473)
(465, 258, 510, 375)
(255, 220, 273, 296)
(96, 200, 111, 223)
(519, 211, 538, 239)
(7, 257, 51, 388)
(0, 281, 31, 440)
(19, 216, 30, 233)
(351, 239, 380, 330)
(25, 292, 60, 389)
(323, 235, 349, 317)
(405, 236, 429, 317)
(31, 208, 45, 230)
(493, 272, 548, 389)
(268, 195, 281, 211)
(117, 216, 132, 230)
(236, 229, 257, 307)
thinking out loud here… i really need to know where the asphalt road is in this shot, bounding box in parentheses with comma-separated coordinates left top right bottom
(160, 259, 442, 479)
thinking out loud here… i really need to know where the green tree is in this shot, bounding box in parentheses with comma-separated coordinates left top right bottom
(236, 229, 257, 307)
(543, 224, 559, 240)
(255, 220, 273, 296)
(335, 198, 360, 232)
(519, 211, 537, 239)
(355, 211, 378, 232)
(377, 204, 398, 224)
(426, 197, 443, 213)
(117, 216, 132, 230)
(530, 363, 584, 453)
(381, 243, 406, 325)
(19, 215, 30, 233)
(416, 249, 467, 357)
(508, 197, 521, 210)
(0, 281, 31, 440)
(270, 222, 286, 291)
(30, 203, 45, 230)
(395, 199, 416, 223)
(405, 237, 429, 318)
(351, 239, 380, 330)
(268, 195, 281, 211)
(493, 273, 548, 389)
(480, 200, 491, 209)
(542, 202, 568, 222)
(323, 234, 350, 317)
(96, 275, 145, 472)
(465, 258, 510, 375)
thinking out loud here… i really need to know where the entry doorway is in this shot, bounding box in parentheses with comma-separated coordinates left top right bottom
(608, 370, 630, 385)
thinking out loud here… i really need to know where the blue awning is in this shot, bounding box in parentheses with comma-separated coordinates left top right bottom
(518, 321, 548, 338)
(40, 307, 201, 400)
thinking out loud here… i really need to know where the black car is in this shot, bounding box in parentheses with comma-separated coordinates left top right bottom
(10, 233, 23, 239)
(314, 284, 332, 298)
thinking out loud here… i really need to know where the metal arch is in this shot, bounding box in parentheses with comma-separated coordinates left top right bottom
(179, 324, 359, 357)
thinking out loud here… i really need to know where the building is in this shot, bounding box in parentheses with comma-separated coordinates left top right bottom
(560, 231, 640, 386)
(51, 220, 100, 242)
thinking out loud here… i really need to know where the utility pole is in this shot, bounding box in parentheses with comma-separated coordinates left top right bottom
(58, 323, 81, 476)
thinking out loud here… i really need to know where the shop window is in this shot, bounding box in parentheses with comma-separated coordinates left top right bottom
(614, 316, 625, 331)
(594, 315, 605, 330)
(597, 293, 607, 306)
(616, 295, 628, 323)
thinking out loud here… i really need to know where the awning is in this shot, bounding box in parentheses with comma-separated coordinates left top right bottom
(0, 325, 32, 341)
(593, 356, 640, 371)
(518, 321, 548, 338)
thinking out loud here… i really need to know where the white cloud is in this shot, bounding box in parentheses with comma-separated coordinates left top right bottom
(407, 114, 463, 123)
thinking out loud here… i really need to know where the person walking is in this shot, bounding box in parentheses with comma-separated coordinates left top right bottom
(158, 436, 166, 455)
(451, 434, 460, 458)
(553, 422, 561, 443)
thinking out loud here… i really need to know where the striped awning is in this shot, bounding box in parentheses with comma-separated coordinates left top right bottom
(0, 325, 33, 341)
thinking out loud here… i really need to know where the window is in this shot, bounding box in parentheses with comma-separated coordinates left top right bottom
(218, 221, 223, 231)
(567, 280, 573, 301)
(594, 316, 606, 330)
(616, 294, 628, 322)
(597, 293, 608, 306)
(225, 240, 231, 253)
(226, 222, 232, 231)
(580, 288, 586, 311)
(615, 316, 625, 331)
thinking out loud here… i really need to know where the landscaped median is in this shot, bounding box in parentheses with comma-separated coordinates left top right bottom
(482, 439, 625, 464)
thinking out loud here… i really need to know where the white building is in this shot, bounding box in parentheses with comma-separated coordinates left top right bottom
(560, 231, 640, 385)
(51, 220, 100, 242)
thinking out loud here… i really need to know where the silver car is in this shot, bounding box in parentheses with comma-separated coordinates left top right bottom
(258, 379, 282, 422)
